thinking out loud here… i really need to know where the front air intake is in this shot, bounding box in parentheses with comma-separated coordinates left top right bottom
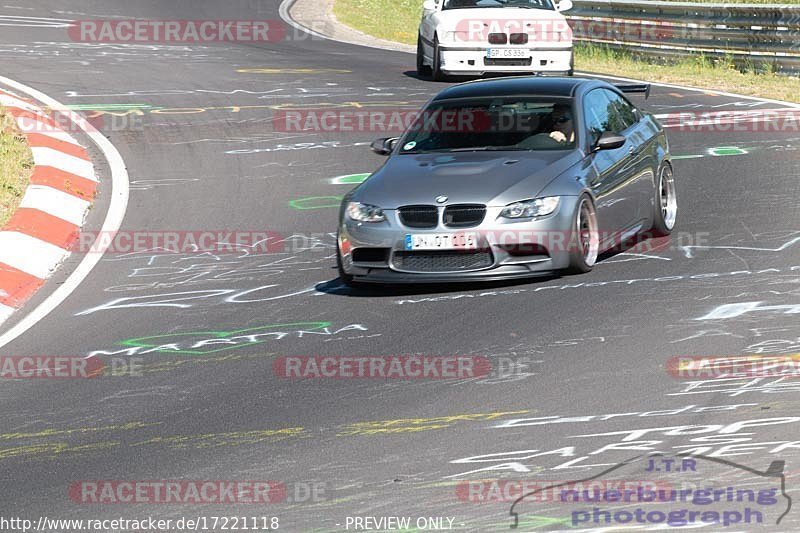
(399, 205, 438, 228)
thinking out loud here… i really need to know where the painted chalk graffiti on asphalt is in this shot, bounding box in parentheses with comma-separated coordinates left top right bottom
(87, 322, 371, 357)
(77, 285, 322, 315)
(99, 233, 336, 293)
(446, 416, 800, 478)
(669, 377, 800, 398)
(394, 265, 800, 305)
(78, 234, 339, 314)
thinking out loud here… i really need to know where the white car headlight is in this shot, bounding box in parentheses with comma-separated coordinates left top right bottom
(443, 31, 468, 44)
(500, 197, 560, 219)
(347, 202, 386, 223)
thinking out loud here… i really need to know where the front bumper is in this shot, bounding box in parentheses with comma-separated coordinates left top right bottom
(439, 46, 572, 75)
(338, 201, 577, 284)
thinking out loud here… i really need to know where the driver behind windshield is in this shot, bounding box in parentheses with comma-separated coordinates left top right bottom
(519, 104, 575, 149)
(399, 100, 576, 152)
(548, 104, 575, 143)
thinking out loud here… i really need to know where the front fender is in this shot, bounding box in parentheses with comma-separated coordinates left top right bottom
(535, 155, 594, 199)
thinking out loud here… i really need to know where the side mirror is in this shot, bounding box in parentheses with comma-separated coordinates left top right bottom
(422, 0, 437, 12)
(594, 131, 626, 152)
(556, 0, 573, 11)
(370, 137, 398, 156)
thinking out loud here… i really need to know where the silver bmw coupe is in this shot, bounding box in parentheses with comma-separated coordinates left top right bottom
(337, 77, 676, 286)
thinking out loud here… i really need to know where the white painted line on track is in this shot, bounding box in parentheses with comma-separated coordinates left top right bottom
(0, 15, 74, 28)
(18, 185, 91, 226)
(0, 75, 130, 348)
(0, 232, 66, 279)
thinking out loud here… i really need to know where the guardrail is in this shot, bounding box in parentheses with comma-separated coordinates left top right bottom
(566, 0, 800, 74)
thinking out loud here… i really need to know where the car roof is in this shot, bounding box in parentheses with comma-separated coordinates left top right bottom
(431, 77, 599, 101)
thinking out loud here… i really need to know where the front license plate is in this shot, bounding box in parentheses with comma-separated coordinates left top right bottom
(486, 48, 529, 59)
(405, 233, 479, 251)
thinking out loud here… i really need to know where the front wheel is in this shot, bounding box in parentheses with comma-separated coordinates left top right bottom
(336, 241, 365, 288)
(336, 250, 358, 288)
(417, 35, 432, 76)
(431, 35, 447, 81)
(651, 163, 677, 236)
(565, 195, 599, 274)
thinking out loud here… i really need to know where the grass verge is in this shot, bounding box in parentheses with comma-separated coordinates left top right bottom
(334, 0, 423, 45)
(333, 0, 800, 103)
(576, 44, 800, 103)
(0, 108, 34, 227)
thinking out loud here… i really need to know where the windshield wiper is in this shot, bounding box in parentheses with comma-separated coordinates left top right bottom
(500, 1, 542, 7)
(449, 146, 494, 152)
(404, 146, 533, 153)
(448, 146, 530, 152)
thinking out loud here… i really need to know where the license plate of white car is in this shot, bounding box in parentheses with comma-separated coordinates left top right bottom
(486, 48, 529, 59)
(405, 233, 479, 251)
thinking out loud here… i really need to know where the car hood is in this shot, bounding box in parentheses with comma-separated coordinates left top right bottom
(353, 151, 581, 209)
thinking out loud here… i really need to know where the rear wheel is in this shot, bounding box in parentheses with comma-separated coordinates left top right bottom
(416, 35, 432, 76)
(651, 163, 677, 236)
(565, 195, 599, 274)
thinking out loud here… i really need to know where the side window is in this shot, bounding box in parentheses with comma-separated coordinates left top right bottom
(583, 89, 610, 146)
(603, 89, 638, 133)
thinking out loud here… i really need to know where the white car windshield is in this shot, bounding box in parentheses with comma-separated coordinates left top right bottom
(443, 0, 555, 11)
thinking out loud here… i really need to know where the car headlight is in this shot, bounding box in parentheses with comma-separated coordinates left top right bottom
(443, 31, 468, 44)
(500, 197, 560, 219)
(346, 202, 386, 223)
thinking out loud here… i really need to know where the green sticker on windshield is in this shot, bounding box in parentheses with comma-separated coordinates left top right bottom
(403, 141, 417, 151)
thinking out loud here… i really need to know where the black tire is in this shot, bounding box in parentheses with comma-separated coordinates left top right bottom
(651, 162, 677, 237)
(565, 195, 599, 274)
(417, 35, 432, 76)
(431, 35, 447, 82)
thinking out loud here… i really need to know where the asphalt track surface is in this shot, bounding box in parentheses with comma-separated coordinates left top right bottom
(1, 1, 799, 531)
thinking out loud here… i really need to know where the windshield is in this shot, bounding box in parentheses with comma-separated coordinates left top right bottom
(443, 0, 555, 11)
(399, 98, 576, 153)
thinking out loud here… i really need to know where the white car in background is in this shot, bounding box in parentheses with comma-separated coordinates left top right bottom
(417, 0, 574, 81)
